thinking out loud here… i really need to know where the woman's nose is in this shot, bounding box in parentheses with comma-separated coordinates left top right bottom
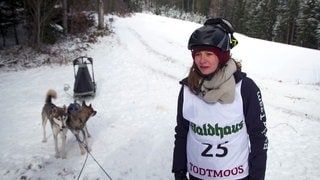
(198, 54, 206, 63)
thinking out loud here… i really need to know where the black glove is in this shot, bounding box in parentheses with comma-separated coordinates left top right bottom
(174, 170, 188, 180)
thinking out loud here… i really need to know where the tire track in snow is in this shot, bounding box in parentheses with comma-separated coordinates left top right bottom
(268, 105, 320, 122)
(114, 19, 189, 81)
(127, 27, 186, 67)
(123, 27, 188, 81)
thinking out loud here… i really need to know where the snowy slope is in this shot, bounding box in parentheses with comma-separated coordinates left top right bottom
(0, 13, 320, 180)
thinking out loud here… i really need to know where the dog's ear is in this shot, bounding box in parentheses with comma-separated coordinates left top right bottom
(82, 100, 86, 106)
(52, 107, 57, 115)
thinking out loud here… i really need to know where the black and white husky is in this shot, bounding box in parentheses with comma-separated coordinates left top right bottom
(41, 89, 68, 159)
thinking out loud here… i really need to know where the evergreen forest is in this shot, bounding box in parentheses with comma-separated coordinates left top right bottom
(1, 0, 319, 51)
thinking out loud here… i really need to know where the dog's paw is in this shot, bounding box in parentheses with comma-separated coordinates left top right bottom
(80, 150, 86, 155)
(80, 147, 86, 155)
(55, 153, 60, 159)
(60, 151, 67, 159)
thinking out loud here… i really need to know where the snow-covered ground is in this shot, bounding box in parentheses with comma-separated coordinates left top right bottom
(0, 13, 320, 180)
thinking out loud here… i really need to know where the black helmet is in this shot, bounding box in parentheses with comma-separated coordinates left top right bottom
(188, 18, 238, 51)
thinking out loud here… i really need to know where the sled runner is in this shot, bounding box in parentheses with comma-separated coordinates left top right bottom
(73, 56, 96, 97)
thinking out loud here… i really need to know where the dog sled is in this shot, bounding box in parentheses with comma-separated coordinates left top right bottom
(73, 56, 96, 97)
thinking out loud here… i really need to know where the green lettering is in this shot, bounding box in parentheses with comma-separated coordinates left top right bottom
(203, 124, 208, 136)
(224, 126, 231, 135)
(215, 123, 224, 138)
(191, 121, 244, 137)
(239, 121, 243, 129)
(232, 124, 238, 133)
(191, 123, 196, 133)
(196, 126, 203, 135)
(207, 124, 215, 136)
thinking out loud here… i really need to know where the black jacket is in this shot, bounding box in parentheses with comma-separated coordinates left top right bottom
(172, 71, 268, 180)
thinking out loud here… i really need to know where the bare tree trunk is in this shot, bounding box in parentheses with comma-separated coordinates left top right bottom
(146, 0, 150, 9)
(290, 25, 295, 45)
(13, 23, 19, 45)
(98, 0, 104, 29)
(187, 0, 190, 12)
(26, 0, 60, 50)
(26, 0, 42, 50)
(1, 28, 6, 46)
(62, 0, 68, 34)
(209, 0, 219, 18)
(9, 4, 20, 45)
(181, 0, 184, 11)
(36, 0, 41, 50)
(192, 0, 195, 13)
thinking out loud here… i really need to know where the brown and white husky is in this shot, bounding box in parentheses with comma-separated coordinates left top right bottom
(41, 89, 68, 159)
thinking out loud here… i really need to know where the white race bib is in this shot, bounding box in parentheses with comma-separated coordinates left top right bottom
(183, 81, 249, 180)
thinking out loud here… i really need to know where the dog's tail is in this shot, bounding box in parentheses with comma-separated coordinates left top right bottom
(45, 89, 57, 103)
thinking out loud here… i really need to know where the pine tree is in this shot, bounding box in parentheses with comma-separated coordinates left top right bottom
(0, 0, 24, 46)
(231, 0, 248, 34)
(295, 0, 319, 49)
(314, 0, 320, 49)
(247, 0, 268, 39)
(274, 0, 300, 44)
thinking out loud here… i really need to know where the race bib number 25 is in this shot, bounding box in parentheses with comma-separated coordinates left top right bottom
(201, 141, 229, 157)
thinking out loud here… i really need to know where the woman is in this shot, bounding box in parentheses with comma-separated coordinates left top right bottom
(172, 18, 268, 180)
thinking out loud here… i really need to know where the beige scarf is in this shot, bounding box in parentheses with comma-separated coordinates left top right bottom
(198, 59, 237, 103)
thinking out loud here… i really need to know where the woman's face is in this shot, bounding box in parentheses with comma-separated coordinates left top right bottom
(194, 50, 219, 75)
